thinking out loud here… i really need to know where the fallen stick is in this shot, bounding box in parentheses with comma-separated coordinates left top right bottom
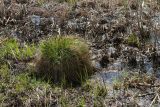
(136, 92, 155, 97)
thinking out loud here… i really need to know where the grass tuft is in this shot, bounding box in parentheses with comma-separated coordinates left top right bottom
(36, 36, 93, 85)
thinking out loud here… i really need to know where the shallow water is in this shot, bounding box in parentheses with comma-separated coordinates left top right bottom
(93, 58, 124, 84)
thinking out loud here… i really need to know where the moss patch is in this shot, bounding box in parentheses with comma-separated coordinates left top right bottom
(127, 34, 140, 47)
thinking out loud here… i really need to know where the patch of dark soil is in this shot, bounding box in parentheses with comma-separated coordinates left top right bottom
(100, 55, 110, 68)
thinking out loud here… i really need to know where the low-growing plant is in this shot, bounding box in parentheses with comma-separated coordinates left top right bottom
(81, 80, 93, 92)
(127, 34, 140, 47)
(77, 97, 86, 107)
(60, 95, 69, 107)
(94, 85, 108, 98)
(36, 36, 93, 85)
(14, 73, 32, 92)
(36, 0, 46, 6)
(89, 82, 108, 98)
(93, 97, 104, 107)
(0, 63, 53, 106)
(0, 38, 36, 61)
(113, 78, 122, 90)
(111, 71, 129, 90)
(0, 64, 10, 79)
(124, 72, 156, 88)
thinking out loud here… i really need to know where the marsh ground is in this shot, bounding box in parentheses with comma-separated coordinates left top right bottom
(0, 0, 160, 106)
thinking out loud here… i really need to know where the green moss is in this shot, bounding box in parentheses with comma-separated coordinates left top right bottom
(127, 34, 140, 47)
(37, 36, 93, 85)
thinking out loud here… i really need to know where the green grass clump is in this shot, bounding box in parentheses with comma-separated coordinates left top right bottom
(127, 34, 140, 47)
(36, 36, 93, 85)
(0, 38, 36, 61)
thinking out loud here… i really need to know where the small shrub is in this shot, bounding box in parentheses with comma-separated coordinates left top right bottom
(36, 36, 93, 85)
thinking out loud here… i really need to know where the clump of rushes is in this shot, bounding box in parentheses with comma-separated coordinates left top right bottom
(127, 34, 140, 47)
(0, 38, 36, 61)
(36, 36, 93, 85)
